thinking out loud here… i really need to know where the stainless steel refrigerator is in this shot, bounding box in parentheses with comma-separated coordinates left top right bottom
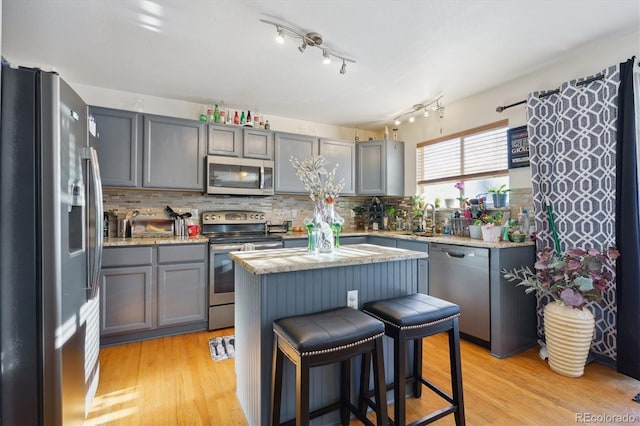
(0, 65, 103, 425)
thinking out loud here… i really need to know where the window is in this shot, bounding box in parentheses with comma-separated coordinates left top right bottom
(416, 119, 509, 203)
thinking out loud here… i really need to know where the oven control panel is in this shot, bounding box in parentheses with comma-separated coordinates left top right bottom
(201, 210, 266, 224)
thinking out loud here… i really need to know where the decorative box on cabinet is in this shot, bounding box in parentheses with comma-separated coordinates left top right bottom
(90, 106, 142, 188)
(357, 140, 404, 196)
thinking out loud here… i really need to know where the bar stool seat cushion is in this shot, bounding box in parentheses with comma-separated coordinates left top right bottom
(363, 293, 460, 328)
(273, 307, 385, 354)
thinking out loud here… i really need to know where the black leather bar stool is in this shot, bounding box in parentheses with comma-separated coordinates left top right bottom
(270, 307, 388, 426)
(362, 293, 465, 426)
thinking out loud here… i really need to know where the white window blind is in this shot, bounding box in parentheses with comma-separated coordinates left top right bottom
(417, 120, 509, 185)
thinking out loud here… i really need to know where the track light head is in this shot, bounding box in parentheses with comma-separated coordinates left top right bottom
(409, 116, 415, 123)
(322, 50, 331, 65)
(423, 108, 429, 117)
(298, 42, 307, 53)
(339, 60, 347, 75)
(275, 27, 285, 44)
(394, 118, 401, 126)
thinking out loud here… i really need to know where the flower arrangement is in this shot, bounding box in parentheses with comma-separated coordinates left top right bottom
(503, 246, 620, 309)
(290, 155, 345, 204)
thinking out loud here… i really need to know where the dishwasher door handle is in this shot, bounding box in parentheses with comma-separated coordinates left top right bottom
(444, 251, 475, 258)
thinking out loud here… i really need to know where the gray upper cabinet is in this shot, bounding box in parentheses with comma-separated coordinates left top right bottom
(356, 140, 405, 196)
(207, 124, 242, 157)
(319, 139, 356, 195)
(143, 115, 206, 190)
(274, 133, 319, 193)
(91, 106, 142, 188)
(243, 128, 274, 160)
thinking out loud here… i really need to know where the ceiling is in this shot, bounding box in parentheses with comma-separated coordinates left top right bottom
(3, 0, 639, 129)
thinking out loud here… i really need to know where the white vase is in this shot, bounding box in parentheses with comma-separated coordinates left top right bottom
(544, 301, 595, 377)
(444, 198, 456, 208)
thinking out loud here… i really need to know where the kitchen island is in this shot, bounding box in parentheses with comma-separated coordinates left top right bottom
(229, 244, 428, 426)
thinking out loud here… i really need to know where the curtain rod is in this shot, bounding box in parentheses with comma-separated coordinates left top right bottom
(496, 73, 605, 112)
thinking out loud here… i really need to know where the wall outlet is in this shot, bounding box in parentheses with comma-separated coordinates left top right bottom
(347, 290, 358, 309)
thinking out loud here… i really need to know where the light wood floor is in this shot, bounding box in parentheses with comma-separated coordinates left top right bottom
(85, 329, 640, 425)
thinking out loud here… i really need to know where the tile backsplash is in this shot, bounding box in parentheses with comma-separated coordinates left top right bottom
(103, 188, 401, 230)
(103, 186, 533, 233)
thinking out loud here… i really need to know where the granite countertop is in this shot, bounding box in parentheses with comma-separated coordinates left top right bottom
(282, 230, 535, 249)
(104, 235, 209, 247)
(104, 230, 534, 249)
(228, 243, 429, 275)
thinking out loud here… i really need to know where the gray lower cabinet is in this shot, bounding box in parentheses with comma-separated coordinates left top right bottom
(367, 236, 397, 247)
(208, 124, 242, 156)
(274, 133, 319, 193)
(143, 115, 206, 190)
(319, 139, 356, 195)
(100, 265, 153, 335)
(356, 140, 404, 196)
(100, 244, 208, 345)
(91, 106, 142, 188)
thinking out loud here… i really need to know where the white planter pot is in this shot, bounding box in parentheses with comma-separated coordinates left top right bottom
(481, 225, 501, 242)
(544, 301, 595, 377)
(469, 225, 482, 239)
(444, 198, 456, 208)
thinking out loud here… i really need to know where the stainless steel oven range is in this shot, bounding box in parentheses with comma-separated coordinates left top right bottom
(202, 210, 283, 330)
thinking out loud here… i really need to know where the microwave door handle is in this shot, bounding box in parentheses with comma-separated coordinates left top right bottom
(259, 165, 265, 190)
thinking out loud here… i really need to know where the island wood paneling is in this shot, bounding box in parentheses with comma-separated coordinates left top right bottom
(235, 259, 418, 426)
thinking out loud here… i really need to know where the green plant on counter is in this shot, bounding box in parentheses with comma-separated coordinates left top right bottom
(488, 184, 510, 194)
(385, 206, 397, 216)
(352, 205, 365, 215)
(473, 219, 482, 226)
(434, 196, 441, 208)
(413, 209, 424, 218)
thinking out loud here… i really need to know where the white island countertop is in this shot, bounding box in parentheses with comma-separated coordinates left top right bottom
(228, 243, 428, 275)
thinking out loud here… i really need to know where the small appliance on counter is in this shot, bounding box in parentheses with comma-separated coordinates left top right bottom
(129, 218, 174, 238)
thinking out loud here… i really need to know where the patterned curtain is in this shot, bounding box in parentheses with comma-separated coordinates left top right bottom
(526, 65, 619, 360)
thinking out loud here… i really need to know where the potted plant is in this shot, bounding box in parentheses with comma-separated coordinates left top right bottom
(488, 184, 510, 207)
(434, 196, 441, 208)
(503, 246, 619, 377)
(469, 219, 482, 239)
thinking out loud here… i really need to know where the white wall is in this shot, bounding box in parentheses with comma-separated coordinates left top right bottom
(394, 30, 639, 195)
(72, 83, 378, 142)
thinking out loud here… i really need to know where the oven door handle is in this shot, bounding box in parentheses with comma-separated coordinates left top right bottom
(253, 241, 284, 250)
(210, 244, 245, 253)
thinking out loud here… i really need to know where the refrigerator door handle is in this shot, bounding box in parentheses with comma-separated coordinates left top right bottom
(84, 146, 103, 299)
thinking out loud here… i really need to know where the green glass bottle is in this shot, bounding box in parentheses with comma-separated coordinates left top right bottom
(213, 104, 220, 123)
(240, 111, 245, 125)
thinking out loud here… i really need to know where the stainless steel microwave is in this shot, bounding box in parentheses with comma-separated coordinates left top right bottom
(205, 155, 274, 195)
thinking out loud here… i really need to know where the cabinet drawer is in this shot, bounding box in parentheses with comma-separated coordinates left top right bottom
(102, 246, 153, 267)
(158, 244, 207, 263)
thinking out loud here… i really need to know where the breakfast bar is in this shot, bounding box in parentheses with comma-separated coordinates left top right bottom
(230, 244, 428, 425)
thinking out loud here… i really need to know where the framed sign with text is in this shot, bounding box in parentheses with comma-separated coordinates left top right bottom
(508, 125, 529, 168)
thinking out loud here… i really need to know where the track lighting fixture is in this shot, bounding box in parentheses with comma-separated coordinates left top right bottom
(275, 27, 285, 44)
(260, 18, 355, 75)
(322, 50, 331, 65)
(392, 96, 444, 125)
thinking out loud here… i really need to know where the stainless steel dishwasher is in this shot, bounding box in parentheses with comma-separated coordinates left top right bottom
(428, 243, 490, 343)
